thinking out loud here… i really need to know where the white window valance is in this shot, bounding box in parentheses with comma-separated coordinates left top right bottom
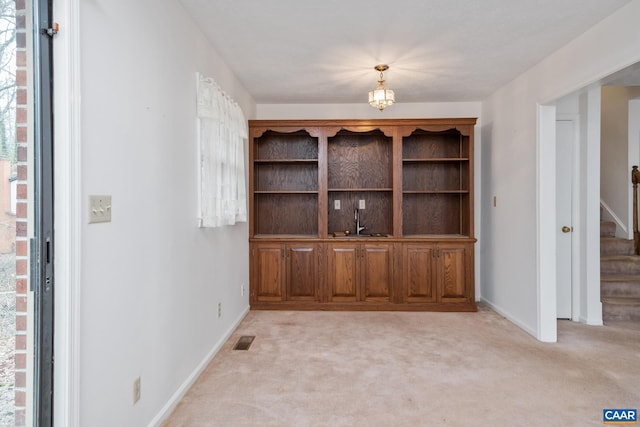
(197, 73, 247, 227)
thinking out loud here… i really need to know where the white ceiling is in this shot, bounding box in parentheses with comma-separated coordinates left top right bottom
(179, 0, 632, 104)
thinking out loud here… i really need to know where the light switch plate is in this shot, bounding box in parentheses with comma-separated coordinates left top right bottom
(334, 200, 341, 210)
(359, 199, 366, 209)
(89, 195, 112, 223)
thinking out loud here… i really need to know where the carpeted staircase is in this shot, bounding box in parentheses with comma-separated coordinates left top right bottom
(601, 220, 640, 321)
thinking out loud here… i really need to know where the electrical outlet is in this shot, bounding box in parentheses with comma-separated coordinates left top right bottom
(133, 377, 141, 404)
(218, 302, 222, 318)
(88, 195, 112, 223)
(334, 200, 341, 210)
(359, 199, 366, 209)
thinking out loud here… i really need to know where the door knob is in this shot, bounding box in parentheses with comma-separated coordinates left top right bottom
(561, 226, 571, 233)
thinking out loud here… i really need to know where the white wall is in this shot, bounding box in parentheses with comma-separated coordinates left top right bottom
(257, 102, 481, 121)
(258, 101, 483, 301)
(481, 1, 640, 339)
(601, 87, 630, 236)
(54, 0, 640, 423)
(71, 0, 255, 425)
(601, 86, 640, 238)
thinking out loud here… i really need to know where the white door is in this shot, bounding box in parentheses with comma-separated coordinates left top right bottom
(556, 120, 574, 319)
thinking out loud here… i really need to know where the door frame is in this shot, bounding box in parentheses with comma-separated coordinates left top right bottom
(537, 89, 603, 342)
(51, 0, 82, 425)
(537, 104, 558, 342)
(556, 114, 581, 321)
(32, 0, 55, 424)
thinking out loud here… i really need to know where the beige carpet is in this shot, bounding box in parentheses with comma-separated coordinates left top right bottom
(163, 306, 640, 426)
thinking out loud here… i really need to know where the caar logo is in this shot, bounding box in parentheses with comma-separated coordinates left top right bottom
(603, 409, 637, 424)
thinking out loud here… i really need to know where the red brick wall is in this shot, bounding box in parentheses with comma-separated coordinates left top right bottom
(0, 159, 16, 253)
(14, 0, 28, 424)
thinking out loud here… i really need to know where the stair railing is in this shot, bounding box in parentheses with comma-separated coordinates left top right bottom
(632, 166, 640, 255)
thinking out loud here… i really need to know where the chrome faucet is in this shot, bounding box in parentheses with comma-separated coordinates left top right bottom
(355, 208, 366, 235)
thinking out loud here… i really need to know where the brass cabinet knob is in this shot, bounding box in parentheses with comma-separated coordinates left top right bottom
(561, 226, 572, 233)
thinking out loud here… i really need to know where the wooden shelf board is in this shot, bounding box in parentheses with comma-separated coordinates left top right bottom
(254, 190, 318, 194)
(253, 234, 319, 239)
(402, 190, 469, 194)
(254, 159, 318, 163)
(402, 158, 469, 162)
(402, 234, 471, 239)
(328, 188, 393, 192)
(249, 236, 476, 242)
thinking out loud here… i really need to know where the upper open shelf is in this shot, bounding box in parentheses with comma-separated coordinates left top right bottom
(249, 119, 475, 239)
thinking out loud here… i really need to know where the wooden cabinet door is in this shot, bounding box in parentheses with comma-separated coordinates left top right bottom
(437, 244, 470, 303)
(286, 243, 319, 301)
(327, 243, 359, 302)
(403, 244, 437, 303)
(361, 244, 393, 302)
(252, 243, 284, 302)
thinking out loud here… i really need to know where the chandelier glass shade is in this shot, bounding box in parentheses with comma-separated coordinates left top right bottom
(368, 64, 395, 110)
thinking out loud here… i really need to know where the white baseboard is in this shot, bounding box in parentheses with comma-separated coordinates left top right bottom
(580, 302, 603, 326)
(600, 200, 629, 239)
(148, 305, 250, 427)
(481, 298, 538, 339)
(579, 315, 604, 326)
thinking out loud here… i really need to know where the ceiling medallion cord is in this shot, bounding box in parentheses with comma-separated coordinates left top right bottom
(368, 64, 395, 111)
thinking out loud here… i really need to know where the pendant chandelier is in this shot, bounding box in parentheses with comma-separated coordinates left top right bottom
(368, 64, 395, 111)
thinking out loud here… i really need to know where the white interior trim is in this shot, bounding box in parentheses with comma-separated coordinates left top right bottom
(480, 298, 537, 337)
(583, 87, 603, 326)
(568, 116, 582, 323)
(600, 199, 629, 236)
(537, 104, 558, 343)
(556, 113, 584, 322)
(52, 0, 82, 425)
(554, 114, 583, 323)
(148, 306, 250, 427)
(196, 72, 203, 228)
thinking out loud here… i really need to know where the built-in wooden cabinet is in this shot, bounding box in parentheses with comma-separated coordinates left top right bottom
(401, 128, 471, 236)
(402, 243, 437, 303)
(252, 130, 319, 237)
(251, 242, 320, 302)
(327, 243, 394, 303)
(327, 130, 394, 236)
(437, 243, 471, 303)
(402, 242, 473, 304)
(249, 119, 476, 311)
(252, 243, 284, 302)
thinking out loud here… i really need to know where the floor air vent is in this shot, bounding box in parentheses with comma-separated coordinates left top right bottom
(233, 336, 255, 351)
